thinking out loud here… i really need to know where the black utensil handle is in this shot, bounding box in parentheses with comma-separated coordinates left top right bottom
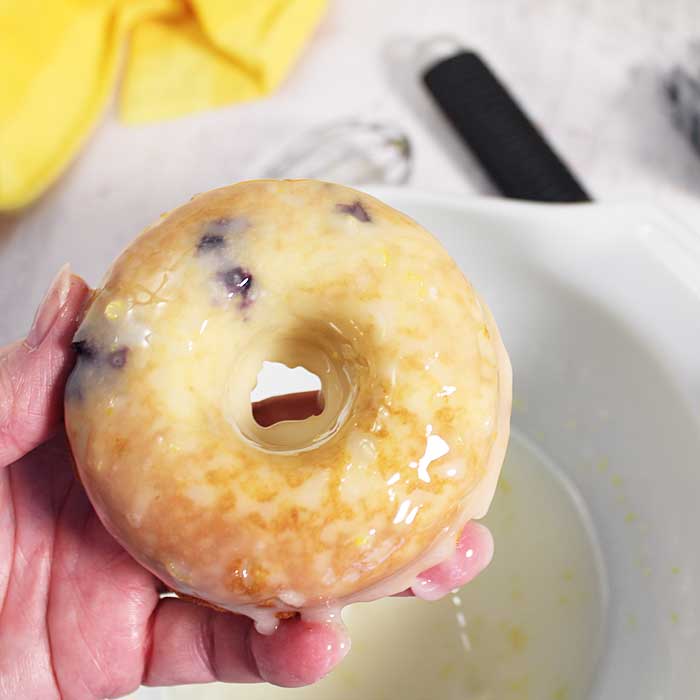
(423, 50, 591, 202)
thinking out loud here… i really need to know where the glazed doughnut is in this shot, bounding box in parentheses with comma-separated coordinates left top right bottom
(65, 180, 511, 633)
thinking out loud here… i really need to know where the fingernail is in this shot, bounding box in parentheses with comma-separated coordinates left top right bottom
(252, 618, 351, 688)
(411, 523, 494, 601)
(26, 264, 72, 350)
(313, 622, 351, 683)
(411, 572, 444, 601)
(328, 623, 351, 667)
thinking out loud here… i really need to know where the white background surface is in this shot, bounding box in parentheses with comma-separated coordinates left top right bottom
(2, 0, 700, 340)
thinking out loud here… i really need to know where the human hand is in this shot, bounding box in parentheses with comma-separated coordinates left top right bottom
(0, 267, 493, 699)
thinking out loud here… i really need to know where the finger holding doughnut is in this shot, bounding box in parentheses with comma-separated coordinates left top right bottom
(143, 599, 349, 688)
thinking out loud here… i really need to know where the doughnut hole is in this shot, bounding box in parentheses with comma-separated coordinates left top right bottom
(227, 320, 365, 455)
(251, 361, 325, 427)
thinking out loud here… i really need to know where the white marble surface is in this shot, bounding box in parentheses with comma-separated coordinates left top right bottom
(3, 0, 700, 342)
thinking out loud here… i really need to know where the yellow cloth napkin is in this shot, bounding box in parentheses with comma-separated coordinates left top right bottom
(0, 0, 326, 210)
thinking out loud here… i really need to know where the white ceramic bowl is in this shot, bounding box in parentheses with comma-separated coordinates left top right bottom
(131, 189, 700, 699)
(387, 191, 700, 700)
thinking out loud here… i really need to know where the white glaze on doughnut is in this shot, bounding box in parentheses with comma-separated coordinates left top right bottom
(65, 180, 512, 633)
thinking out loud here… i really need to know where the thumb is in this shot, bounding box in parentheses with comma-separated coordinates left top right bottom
(0, 265, 90, 467)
